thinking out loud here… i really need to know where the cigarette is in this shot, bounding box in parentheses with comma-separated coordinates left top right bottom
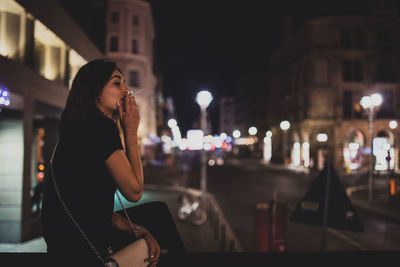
(129, 89, 145, 96)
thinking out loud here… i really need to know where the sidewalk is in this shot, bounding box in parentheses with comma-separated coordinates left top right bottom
(258, 159, 400, 223)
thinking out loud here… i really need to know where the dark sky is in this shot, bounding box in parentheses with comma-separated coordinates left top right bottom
(147, 1, 288, 134)
(60, 0, 371, 135)
(59, 0, 292, 135)
(146, 0, 374, 134)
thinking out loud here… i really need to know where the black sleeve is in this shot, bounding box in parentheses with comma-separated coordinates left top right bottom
(96, 117, 124, 162)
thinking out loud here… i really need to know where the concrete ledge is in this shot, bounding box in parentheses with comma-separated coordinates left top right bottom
(349, 198, 400, 223)
(346, 185, 400, 223)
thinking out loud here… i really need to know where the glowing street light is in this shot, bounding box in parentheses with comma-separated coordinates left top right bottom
(317, 133, 328, 143)
(196, 90, 213, 109)
(233, 130, 241, 138)
(248, 126, 257, 136)
(196, 90, 213, 203)
(167, 118, 177, 128)
(389, 120, 397, 129)
(280, 120, 291, 164)
(220, 132, 227, 140)
(360, 93, 382, 204)
(280, 120, 290, 131)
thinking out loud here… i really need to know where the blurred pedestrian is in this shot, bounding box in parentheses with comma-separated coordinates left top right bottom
(31, 167, 45, 216)
(41, 59, 185, 267)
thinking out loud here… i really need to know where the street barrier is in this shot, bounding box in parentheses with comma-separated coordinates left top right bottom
(270, 201, 288, 252)
(254, 200, 288, 252)
(254, 202, 271, 251)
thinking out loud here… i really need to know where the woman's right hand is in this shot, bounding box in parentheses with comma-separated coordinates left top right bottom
(140, 227, 160, 267)
(117, 90, 140, 135)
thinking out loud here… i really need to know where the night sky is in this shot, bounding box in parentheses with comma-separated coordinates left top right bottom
(147, 0, 289, 134)
(59, 0, 368, 135)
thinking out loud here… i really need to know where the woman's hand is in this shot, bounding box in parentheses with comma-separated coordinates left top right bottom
(117, 90, 140, 135)
(111, 214, 160, 266)
(140, 227, 160, 267)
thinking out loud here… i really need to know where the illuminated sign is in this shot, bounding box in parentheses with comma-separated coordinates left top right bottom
(0, 87, 10, 106)
(187, 130, 204, 150)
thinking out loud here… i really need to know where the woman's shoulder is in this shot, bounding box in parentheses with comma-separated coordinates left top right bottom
(87, 108, 117, 126)
(59, 108, 119, 141)
(81, 109, 118, 131)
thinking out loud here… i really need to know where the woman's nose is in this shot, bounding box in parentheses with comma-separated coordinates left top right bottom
(123, 82, 129, 90)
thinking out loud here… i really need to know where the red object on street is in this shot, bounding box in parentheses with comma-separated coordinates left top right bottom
(270, 201, 288, 252)
(254, 201, 288, 252)
(254, 202, 271, 251)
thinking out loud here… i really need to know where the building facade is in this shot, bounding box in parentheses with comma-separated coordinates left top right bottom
(106, 0, 157, 142)
(219, 97, 235, 136)
(265, 0, 400, 173)
(0, 0, 103, 242)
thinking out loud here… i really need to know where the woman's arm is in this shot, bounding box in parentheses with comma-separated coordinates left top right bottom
(124, 133, 144, 196)
(105, 91, 144, 202)
(106, 148, 143, 202)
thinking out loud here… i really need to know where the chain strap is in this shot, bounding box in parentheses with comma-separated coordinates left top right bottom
(115, 192, 141, 238)
(49, 140, 140, 266)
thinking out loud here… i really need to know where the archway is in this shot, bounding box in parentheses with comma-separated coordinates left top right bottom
(343, 128, 365, 172)
(374, 130, 394, 171)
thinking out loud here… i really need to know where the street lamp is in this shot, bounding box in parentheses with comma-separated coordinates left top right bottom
(167, 118, 177, 128)
(389, 120, 397, 129)
(280, 120, 290, 165)
(248, 126, 257, 136)
(233, 130, 241, 138)
(360, 93, 382, 204)
(196, 90, 213, 201)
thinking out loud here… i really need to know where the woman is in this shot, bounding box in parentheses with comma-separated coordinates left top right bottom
(41, 59, 185, 267)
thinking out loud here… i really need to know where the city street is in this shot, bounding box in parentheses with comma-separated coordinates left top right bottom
(145, 155, 400, 252)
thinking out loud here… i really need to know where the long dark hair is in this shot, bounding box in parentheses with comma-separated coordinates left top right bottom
(59, 59, 120, 134)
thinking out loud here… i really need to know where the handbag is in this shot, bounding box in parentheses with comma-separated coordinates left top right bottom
(49, 140, 149, 267)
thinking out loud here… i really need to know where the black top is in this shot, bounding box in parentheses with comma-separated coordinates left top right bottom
(41, 108, 123, 265)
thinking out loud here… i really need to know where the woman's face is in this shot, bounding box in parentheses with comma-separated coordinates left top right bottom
(96, 69, 127, 118)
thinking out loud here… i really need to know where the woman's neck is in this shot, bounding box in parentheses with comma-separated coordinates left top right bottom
(95, 103, 113, 119)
